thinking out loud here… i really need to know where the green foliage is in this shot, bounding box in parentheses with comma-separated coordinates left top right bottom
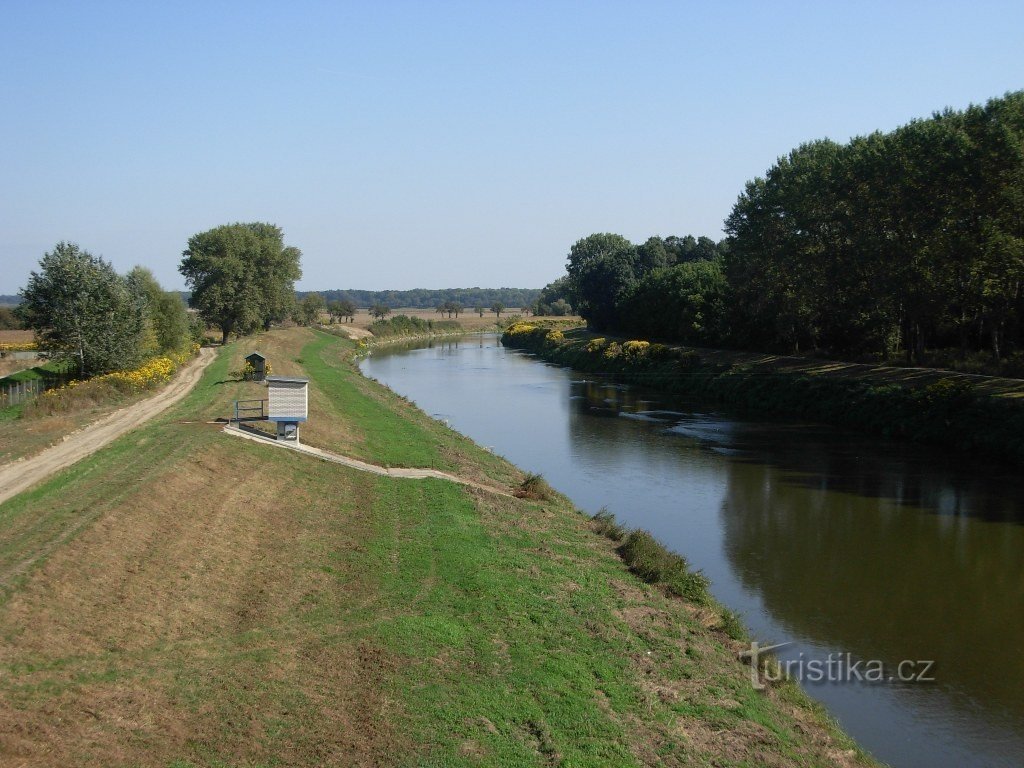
(179, 222, 301, 344)
(621, 260, 729, 345)
(550, 92, 1024, 365)
(564, 233, 638, 331)
(591, 508, 626, 541)
(724, 91, 1024, 360)
(18, 242, 146, 377)
(327, 298, 357, 323)
(0, 307, 23, 330)
(306, 287, 540, 310)
(619, 530, 712, 605)
(296, 292, 325, 326)
(369, 302, 391, 320)
(513, 472, 552, 501)
(367, 314, 461, 339)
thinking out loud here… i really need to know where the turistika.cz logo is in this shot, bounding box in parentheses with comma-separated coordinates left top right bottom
(739, 641, 936, 691)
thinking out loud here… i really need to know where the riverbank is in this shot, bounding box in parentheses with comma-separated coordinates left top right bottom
(502, 324, 1024, 467)
(0, 326, 875, 766)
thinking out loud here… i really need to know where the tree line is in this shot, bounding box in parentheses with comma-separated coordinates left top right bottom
(307, 287, 540, 310)
(562, 91, 1024, 365)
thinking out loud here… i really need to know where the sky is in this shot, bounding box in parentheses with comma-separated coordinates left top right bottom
(1, 1, 1022, 294)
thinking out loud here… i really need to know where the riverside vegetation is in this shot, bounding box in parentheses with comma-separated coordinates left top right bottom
(501, 322, 1024, 467)
(0, 327, 875, 766)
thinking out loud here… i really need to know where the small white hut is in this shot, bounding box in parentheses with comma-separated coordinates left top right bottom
(266, 376, 308, 442)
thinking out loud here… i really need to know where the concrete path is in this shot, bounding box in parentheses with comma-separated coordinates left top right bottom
(0, 348, 217, 506)
(222, 423, 513, 497)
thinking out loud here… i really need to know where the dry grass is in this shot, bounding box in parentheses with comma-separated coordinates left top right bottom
(329, 307, 579, 332)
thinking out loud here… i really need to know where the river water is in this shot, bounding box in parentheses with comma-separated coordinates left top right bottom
(360, 335, 1024, 768)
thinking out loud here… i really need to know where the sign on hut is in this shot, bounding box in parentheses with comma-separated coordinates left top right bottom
(244, 352, 267, 381)
(266, 376, 308, 443)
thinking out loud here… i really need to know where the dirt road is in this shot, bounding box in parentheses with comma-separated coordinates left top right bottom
(0, 347, 216, 506)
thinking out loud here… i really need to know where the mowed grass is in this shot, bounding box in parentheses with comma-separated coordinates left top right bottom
(0, 328, 874, 767)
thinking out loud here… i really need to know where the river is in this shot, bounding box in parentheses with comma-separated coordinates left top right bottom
(360, 334, 1024, 768)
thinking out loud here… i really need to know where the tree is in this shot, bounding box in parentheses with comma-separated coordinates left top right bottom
(491, 301, 505, 317)
(337, 298, 357, 323)
(126, 267, 190, 354)
(565, 233, 637, 331)
(179, 222, 301, 344)
(297, 293, 326, 326)
(475, 304, 486, 317)
(520, 305, 532, 316)
(18, 242, 145, 377)
(369, 302, 391, 319)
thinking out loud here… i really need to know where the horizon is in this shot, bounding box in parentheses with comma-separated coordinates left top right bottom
(2, 1, 1023, 294)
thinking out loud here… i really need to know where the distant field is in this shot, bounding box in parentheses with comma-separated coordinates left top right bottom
(337, 307, 577, 332)
(0, 330, 34, 344)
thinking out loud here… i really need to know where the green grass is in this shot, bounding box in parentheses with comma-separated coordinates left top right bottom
(0, 328, 876, 767)
(301, 330, 454, 468)
(0, 358, 67, 384)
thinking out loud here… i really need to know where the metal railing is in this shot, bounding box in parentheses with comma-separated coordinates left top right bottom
(233, 399, 267, 422)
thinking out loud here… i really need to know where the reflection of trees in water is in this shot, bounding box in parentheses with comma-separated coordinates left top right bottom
(720, 461, 1024, 714)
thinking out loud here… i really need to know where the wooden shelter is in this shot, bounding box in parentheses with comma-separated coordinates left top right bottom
(266, 376, 308, 442)
(244, 351, 267, 381)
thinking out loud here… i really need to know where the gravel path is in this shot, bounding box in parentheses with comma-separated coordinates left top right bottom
(0, 348, 217, 506)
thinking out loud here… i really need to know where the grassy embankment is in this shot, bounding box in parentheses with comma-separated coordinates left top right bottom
(503, 323, 1024, 467)
(0, 327, 873, 766)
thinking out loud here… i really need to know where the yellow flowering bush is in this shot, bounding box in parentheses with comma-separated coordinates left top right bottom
(586, 337, 607, 353)
(622, 340, 650, 360)
(545, 329, 564, 343)
(603, 342, 622, 360)
(504, 322, 538, 338)
(0, 342, 38, 353)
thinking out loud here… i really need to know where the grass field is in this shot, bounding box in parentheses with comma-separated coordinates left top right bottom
(0, 327, 873, 767)
(335, 307, 579, 333)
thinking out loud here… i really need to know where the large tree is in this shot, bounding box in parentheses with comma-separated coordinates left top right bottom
(565, 233, 637, 331)
(179, 223, 301, 344)
(18, 242, 146, 377)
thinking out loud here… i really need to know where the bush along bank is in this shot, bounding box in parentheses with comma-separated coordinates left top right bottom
(501, 323, 1024, 466)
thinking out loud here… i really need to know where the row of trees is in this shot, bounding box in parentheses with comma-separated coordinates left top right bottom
(562, 91, 1024, 363)
(563, 233, 727, 336)
(309, 287, 540, 310)
(18, 243, 196, 377)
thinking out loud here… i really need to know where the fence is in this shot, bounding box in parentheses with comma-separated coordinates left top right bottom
(0, 378, 45, 407)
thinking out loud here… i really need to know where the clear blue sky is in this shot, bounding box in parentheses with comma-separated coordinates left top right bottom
(1, 1, 1022, 293)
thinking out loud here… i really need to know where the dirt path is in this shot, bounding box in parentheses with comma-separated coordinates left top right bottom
(335, 324, 373, 339)
(223, 423, 514, 496)
(0, 348, 216, 506)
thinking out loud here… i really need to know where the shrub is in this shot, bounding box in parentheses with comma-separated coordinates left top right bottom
(591, 508, 626, 541)
(648, 343, 673, 361)
(586, 337, 607, 353)
(603, 342, 622, 360)
(619, 530, 711, 605)
(514, 472, 552, 501)
(622, 340, 650, 360)
(545, 329, 565, 344)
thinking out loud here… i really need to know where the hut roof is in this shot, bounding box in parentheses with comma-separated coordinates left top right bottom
(266, 376, 309, 384)
(245, 351, 266, 361)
